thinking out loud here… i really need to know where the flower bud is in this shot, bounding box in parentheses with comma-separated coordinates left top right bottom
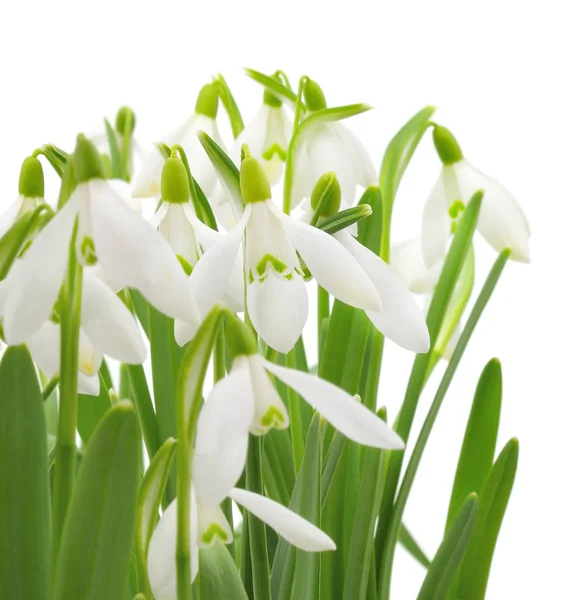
(310, 171, 341, 217)
(432, 125, 463, 165)
(304, 79, 327, 112)
(18, 155, 44, 198)
(240, 145, 271, 204)
(161, 156, 189, 204)
(225, 314, 258, 358)
(195, 83, 219, 119)
(115, 106, 136, 135)
(73, 134, 105, 183)
(263, 89, 283, 108)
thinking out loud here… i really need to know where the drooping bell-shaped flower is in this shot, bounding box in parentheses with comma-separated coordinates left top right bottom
(290, 79, 376, 210)
(0, 155, 45, 238)
(422, 124, 531, 268)
(1, 135, 198, 346)
(230, 88, 292, 185)
(175, 146, 382, 353)
(133, 83, 224, 198)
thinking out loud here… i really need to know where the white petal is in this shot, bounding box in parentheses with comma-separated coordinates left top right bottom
(78, 373, 101, 396)
(147, 495, 199, 600)
(230, 106, 269, 168)
(455, 161, 531, 262)
(290, 143, 314, 210)
(25, 320, 61, 377)
(422, 170, 450, 268)
(193, 359, 254, 505)
(81, 268, 147, 364)
(157, 203, 201, 267)
(247, 273, 308, 354)
(390, 238, 443, 294)
(196, 501, 234, 547)
(261, 358, 404, 450)
(336, 232, 430, 353)
(78, 328, 103, 376)
(149, 200, 170, 230)
(0, 196, 25, 238)
(280, 214, 381, 312)
(182, 115, 222, 194)
(2, 196, 79, 344)
(333, 123, 377, 188)
(229, 488, 335, 552)
(89, 179, 198, 322)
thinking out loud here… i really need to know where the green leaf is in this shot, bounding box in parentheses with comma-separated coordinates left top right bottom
(104, 117, 125, 180)
(446, 358, 502, 531)
(215, 73, 245, 138)
(77, 364, 113, 445)
(135, 438, 177, 596)
(126, 362, 159, 460)
(197, 131, 245, 221)
(199, 542, 249, 599)
(398, 524, 430, 569)
(455, 438, 519, 600)
(0, 346, 50, 600)
(52, 402, 140, 600)
(245, 68, 298, 104)
(417, 494, 478, 600)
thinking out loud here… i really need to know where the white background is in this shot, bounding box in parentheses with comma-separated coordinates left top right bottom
(1, 0, 578, 597)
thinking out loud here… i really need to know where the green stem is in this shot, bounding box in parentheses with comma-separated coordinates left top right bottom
(286, 349, 304, 475)
(41, 375, 60, 402)
(51, 235, 83, 566)
(378, 250, 509, 599)
(176, 433, 193, 600)
(317, 286, 329, 342)
(274, 70, 293, 90)
(121, 119, 132, 181)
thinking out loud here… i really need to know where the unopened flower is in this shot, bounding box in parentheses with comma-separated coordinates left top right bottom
(290, 79, 376, 210)
(0, 155, 45, 238)
(175, 147, 382, 353)
(133, 83, 224, 198)
(1, 135, 197, 345)
(422, 124, 531, 267)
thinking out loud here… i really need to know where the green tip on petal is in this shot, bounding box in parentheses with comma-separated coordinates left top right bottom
(161, 156, 189, 204)
(303, 79, 327, 111)
(240, 147, 271, 204)
(263, 88, 283, 108)
(432, 124, 463, 165)
(115, 106, 136, 135)
(310, 171, 341, 217)
(224, 314, 258, 358)
(18, 155, 44, 198)
(195, 83, 219, 119)
(73, 134, 105, 183)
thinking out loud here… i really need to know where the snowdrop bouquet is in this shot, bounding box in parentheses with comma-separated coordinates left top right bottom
(0, 69, 530, 600)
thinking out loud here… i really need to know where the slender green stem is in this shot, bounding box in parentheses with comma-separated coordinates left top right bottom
(51, 233, 83, 566)
(317, 287, 329, 336)
(121, 119, 132, 181)
(286, 349, 304, 475)
(378, 250, 509, 599)
(274, 70, 293, 90)
(41, 375, 60, 402)
(292, 76, 309, 132)
(176, 433, 192, 600)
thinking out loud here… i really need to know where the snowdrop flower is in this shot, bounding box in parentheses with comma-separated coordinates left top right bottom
(0, 155, 45, 238)
(147, 366, 335, 600)
(1, 135, 197, 346)
(290, 79, 376, 210)
(133, 83, 224, 199)
(422, 124, 531, 268)
(175, 147, 382, 353)
(230, 89, 292, 185)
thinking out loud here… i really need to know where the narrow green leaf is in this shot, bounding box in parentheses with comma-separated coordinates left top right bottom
(215, 73, 245, 138)
(455, 438, 519, 600)
(446, 358, 502, 531)
(199, 542, 249, 600)
(417, 494, 478, 600)
(398, 524, 430, 569)
(0, 346, 50, 600)
(104, 117, 125, 180)
(245, 68, 298, 104)
(197, 131, 245, 220)
(77, 364, 113, 445)
(126, 363, 159, 460)
(317, 204, 373, 236)
(52, 402, 140, 600)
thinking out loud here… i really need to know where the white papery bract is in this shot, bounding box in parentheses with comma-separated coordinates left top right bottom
(1, 178, 197, 346)
(133, 114, 224, 199)
(175, 198, 381, 353)
(290, 122, 376, 211)
(422, 159, 530, 267)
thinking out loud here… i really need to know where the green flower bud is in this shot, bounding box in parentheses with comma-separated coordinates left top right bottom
(195, 83, 219, 119)
(240, 145, 271, 204)
(161, 156, 189, 204)
(310, 171, 341, 217)
(18, 155, 44, 198)
(432, 125, 463, 165)
(263, 89, 282, 108)
(224, 314, 258, 358)
(304, 79, 327, 112)
(115, 106, 136, 135)
(73, 135, 105, 183)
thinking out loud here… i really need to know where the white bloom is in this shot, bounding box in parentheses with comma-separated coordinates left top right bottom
(422, 126, 531, 267)
(133, 115, 224, 199)
(1, 149, 197, 346)
(175, 198, 381, 353)
(0, 195, 41, 238)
